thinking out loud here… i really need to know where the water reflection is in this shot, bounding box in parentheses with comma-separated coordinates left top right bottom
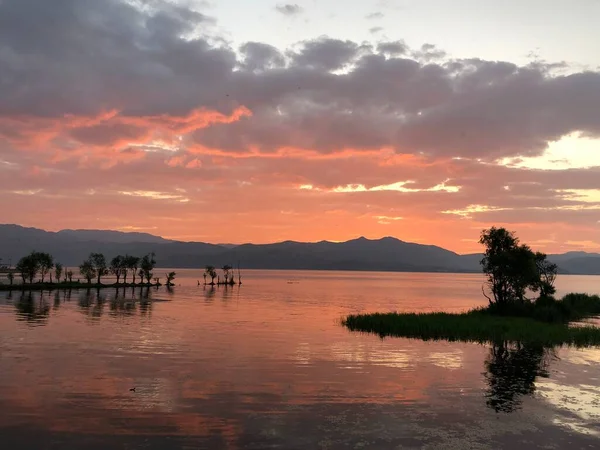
(1, 272, 599, 449)
(7, 287, 162, 323)
(14, 290, 51, 325)
(484, 342, 555, 413)
(6, 284, 241, 324)
(202, 284, 240, 302)
(3, 287, 568, 414)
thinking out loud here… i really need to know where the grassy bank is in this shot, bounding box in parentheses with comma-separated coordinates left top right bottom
(343, 293, 600, 346)
(0, 282, 163, 292)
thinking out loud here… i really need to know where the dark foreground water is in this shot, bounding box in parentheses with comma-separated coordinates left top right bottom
(1, 270, 599, 449)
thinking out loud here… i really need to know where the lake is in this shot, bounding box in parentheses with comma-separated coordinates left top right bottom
(1, 270, 599, 449)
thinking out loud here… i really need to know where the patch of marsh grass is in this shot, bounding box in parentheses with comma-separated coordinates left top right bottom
(343, 293, 600, 347)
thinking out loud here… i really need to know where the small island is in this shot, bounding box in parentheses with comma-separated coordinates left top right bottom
(0, 251, 177, 291)
(201, 264, 242, 286)
(343, 227, 600, 346)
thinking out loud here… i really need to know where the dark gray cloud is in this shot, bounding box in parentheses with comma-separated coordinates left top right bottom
(0, 0, 233, 117)
(240, 42, 286, 71)
(377, 40, 408, 56)
(1, 0, 600, 164)
(275, 3, 303, 16)
(290, 38, 363, 71)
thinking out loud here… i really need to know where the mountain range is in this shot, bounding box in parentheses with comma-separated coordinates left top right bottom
(1, 224, 599, 275)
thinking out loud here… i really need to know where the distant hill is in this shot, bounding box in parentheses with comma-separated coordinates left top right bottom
(56, 229, 171, 244)
(553, 256, 600, 275)
(0, 224, 598, 275)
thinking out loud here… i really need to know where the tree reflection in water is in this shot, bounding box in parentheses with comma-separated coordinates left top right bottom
(204, 285, 216, 301)
(5, 289, 563, 415)
(484, 341, 556, 413)
(14, 291, 51, 325)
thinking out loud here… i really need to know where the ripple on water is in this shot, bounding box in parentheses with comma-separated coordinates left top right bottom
(1, 270, 599, 449)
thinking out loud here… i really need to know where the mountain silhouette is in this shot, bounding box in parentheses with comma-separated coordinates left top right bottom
(0, 224, 598, 274)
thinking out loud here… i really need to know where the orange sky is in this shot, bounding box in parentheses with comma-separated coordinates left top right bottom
(1, 0, 599, 254)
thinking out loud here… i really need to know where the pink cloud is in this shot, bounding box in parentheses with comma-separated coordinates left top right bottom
(0, 0, 599, 253)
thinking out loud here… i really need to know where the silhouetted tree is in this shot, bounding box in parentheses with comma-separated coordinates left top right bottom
(16, 253, 40, 284)
(7, 271, 14, 286)
(222, 265, 232, 282)
(121, 254, 131, 283)
(79, 260, 96, 284)
(110, 255, 125, 284)
(16, 259, 28, 284)
(66, 269, 74, 283)
(205, 265, 217, 285)
(126, 255, 141, 284)
(534, 252, 558, 298)
(166, 271, 176, 286)
(480, 227, 538, 306)
(140, 252, 156, 284)
(54, 263, 63, 284)
(35, 252, 54, 283)
(90, 253, 108, 284)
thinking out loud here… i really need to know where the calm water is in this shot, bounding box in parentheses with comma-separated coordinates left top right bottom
(1, 270, 599, 449)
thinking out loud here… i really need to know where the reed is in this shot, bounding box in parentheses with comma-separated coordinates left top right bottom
(343, 293, 600, 346)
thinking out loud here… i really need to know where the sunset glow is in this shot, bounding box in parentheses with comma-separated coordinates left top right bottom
(1, 0, 599, 253)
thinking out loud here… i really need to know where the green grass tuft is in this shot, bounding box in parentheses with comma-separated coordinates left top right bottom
(343, 293, 600, 347)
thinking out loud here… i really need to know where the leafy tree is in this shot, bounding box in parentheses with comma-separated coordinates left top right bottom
(140, 252, 156, 284)
(479, 227, 538, 306)
(126, 255, 141, 284)
(66, 270, 74, 283)
(16, 258, 28, 284)
(121, 254, 131, 284)
(222, 265, 232, 281)
(54, 263, 63, 284)
(7, 271, 14, 286)
(205, 265, 217, 285)
(110, 255, 125, 284)
(89, 253, 108, 284)
(534, 252, 558, 298)
(166, 271, 176, 286)
(35, 252, 54, 283)
(79, 260, 96, 284)
(16, 253, 41, 284)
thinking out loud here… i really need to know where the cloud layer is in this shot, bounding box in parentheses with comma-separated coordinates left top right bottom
(1, 0, 599, 251)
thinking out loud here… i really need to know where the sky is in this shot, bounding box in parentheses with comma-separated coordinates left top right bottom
(1, 0, 599, 253)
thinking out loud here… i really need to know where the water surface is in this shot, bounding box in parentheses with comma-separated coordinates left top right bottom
(1, 270, 599, 449)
